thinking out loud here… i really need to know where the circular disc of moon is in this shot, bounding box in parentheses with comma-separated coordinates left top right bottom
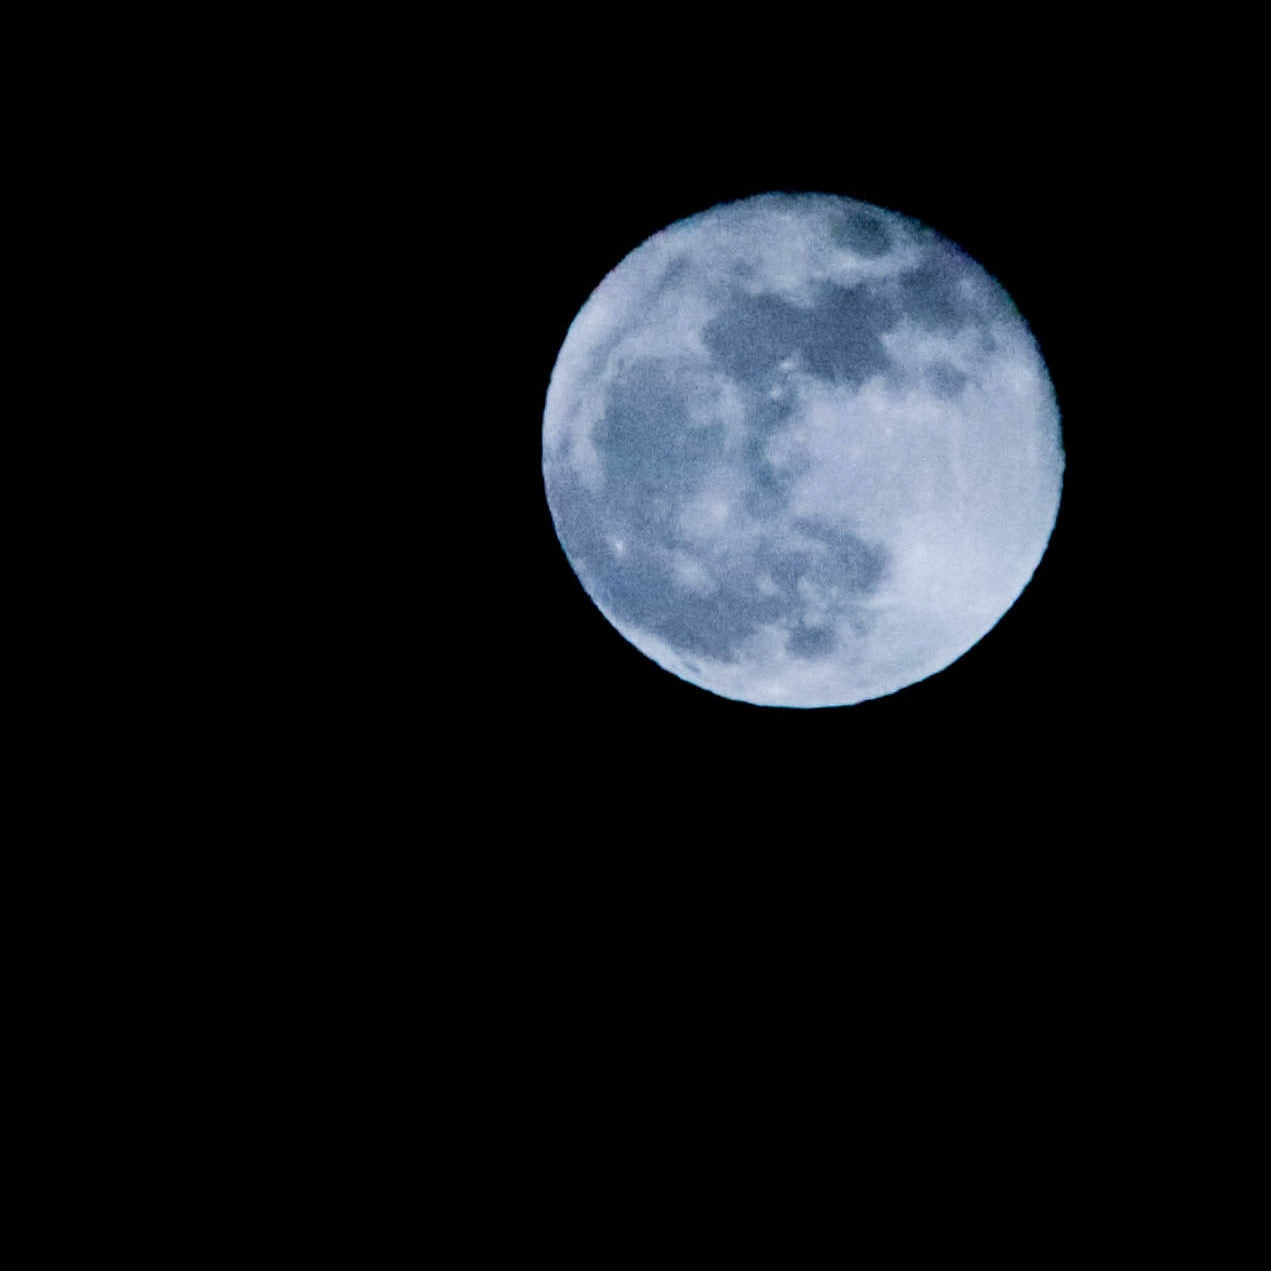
(542, 193, 1064, 708)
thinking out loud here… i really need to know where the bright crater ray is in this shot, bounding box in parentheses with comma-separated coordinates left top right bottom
(542, 193, 1064, 708)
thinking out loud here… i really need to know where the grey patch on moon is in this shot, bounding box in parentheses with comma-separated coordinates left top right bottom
(894, 234, 1022, 342)
(828, 204, 891, 258)
(703, 283, 899, 389)
(896, 250, 980, 335)
(544, 462, 784, 665)
(591, 357, 726, 529)
(739, 418, 803, 523)
(788, 517, 890, 594)
(925, 359, 970, 399)
(787, 624, 838, 659)
(741, 474, 791, 523)
(542, 192, 1065, 707)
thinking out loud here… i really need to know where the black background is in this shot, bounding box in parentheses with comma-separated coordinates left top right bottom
(151, 23, 1245, 1149)
(339, 16, 1223, 907)
(231, 28, 1196, 857)
(59, 19, 1240, 1186)
(371, 35, 1238, 1047)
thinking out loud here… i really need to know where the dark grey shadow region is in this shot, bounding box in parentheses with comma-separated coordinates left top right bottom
(827, 203, 892, 258)
(737, 401, 803, 523)
(925, 359, 969, 398)
(896, 248, 976, 334)
(703, 283, 901, 390)
(789, 517, 890, 593)
(787, 624, 837, 659)
(546, 451, 897, 670)
(895, 233, 1018, 338)
(590, 357, 726, 531)
(545, 459, 786, 665)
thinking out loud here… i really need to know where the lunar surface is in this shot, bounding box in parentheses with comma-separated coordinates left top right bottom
(542, 193, 1064, 707)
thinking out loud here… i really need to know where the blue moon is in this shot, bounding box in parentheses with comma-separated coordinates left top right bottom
(542, 193, 1063, 707)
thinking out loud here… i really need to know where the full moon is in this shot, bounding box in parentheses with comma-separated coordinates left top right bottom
(542, 193, 1064, 708)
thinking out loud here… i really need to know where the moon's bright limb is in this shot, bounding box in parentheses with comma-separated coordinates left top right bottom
(542, 193, 1064, 708)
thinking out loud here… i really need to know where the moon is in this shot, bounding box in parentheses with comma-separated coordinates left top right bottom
(542, 192, 1064, 708)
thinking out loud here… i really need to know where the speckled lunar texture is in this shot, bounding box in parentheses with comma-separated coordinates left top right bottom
(543, 193, 1063, 707)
